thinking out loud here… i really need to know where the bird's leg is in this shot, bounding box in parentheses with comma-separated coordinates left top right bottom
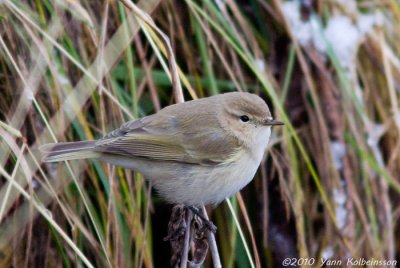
(186, 205, 217, 233)
(165, 205, 217, 266)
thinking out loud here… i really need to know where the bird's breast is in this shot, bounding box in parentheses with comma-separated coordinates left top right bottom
(156, 150, 264, 206)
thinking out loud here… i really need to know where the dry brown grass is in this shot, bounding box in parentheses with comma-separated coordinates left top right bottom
(0, 0, 399, 267)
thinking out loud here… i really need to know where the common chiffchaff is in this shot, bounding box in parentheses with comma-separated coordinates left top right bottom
(41, 92, 283, 206)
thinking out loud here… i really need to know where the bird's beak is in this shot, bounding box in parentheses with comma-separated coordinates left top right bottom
(261, 117, 284, 126)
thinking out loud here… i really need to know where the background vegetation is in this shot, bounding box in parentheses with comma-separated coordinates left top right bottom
(0, 0, 399, 267)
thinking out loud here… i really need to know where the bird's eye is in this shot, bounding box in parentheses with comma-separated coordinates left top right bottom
(240, 115, 250, 122)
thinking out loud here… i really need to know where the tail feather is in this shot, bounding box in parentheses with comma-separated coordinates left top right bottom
(40, 141, 100, 162)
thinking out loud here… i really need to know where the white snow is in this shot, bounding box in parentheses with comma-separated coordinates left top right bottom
(333, 186, 347, 229)
(330, 141, 346, 170)
(281, 0, 381, 70)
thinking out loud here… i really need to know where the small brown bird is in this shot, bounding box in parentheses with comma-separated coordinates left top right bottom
(41, 92, 283, 206)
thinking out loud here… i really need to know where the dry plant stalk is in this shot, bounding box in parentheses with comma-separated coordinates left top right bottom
(164, 205, 215, 267)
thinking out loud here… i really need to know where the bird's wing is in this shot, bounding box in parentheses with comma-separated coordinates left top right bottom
(94, 114, 242, 166)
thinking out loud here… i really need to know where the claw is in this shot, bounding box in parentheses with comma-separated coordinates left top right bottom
(186, 205, 217, 233)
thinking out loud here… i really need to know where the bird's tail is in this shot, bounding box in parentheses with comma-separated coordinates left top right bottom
(40, 141, 100, 162)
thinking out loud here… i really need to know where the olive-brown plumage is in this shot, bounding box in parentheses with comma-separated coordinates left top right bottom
(41, 92, 283, 205)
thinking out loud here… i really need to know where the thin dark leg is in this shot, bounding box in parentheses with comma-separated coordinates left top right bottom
(186, 205, 217, 233)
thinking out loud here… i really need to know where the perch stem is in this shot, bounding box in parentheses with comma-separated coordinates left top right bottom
(180, 209, 192, 268)
(201, 205, 221, 268)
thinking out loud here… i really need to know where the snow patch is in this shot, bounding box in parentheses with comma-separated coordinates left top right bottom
(281, 1, 381, 70)
(330, 141, 346, 170)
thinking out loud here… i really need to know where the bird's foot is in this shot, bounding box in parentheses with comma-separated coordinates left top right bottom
(186, 205, 217, 233)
